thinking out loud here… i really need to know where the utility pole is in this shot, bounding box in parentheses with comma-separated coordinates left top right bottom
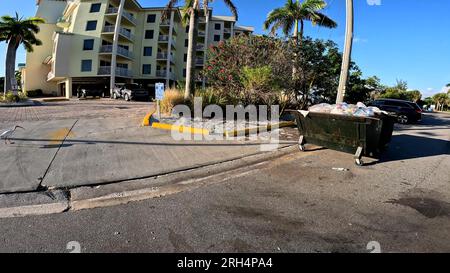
(336, 0, 354, 104)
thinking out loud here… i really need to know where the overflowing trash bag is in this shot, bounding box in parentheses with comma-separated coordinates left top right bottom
(308, 102, 385, 117)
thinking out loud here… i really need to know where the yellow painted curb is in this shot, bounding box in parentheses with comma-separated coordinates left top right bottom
(141, 110, 155, 127)
(143, 110, 295, 137)
(142, 111, 209, 135)
(152, 122, 210, 135)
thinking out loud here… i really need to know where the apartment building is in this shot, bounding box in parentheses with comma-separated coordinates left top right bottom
(23, 0, 254, 98)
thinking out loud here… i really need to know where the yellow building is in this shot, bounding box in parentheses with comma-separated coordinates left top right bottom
(23, 0, 254, 98)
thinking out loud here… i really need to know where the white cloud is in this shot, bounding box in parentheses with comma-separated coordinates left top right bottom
(354, 37, 368, 43)
(367, 0, 382, 6)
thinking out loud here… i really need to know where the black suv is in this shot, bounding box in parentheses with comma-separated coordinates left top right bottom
(76, 85, 106, 98)
(368, 99, 422, 124)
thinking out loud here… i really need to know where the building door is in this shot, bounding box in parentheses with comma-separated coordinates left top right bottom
(60, 83, 66, 97)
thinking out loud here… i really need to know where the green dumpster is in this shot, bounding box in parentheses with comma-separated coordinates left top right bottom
(290, 111, 395, 166)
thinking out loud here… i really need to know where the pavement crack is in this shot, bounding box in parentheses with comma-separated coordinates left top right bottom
(37, 119, 79, 189)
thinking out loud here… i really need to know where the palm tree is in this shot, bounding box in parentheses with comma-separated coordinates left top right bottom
(0, 13, 44, 96)
(164, 0, 238, 100)
(263, 0, 337, 49)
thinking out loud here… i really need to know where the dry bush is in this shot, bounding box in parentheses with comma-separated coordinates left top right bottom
(160, 88, 185, 115)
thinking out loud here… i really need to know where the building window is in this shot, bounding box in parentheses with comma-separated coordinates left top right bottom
(185, 26, 189, 33)
(185, 39, 189, 47)
(147, 14, 156, 23)
(85, 20, 97, 31)
(214, 35, 221, 42)
(81, 60, 92, 72)
(83, 39, 94, 50)
(184, 54, 187, 62)
(145, 30, 154, 39)
(183, 69, 187, 78)
(142, 64, 151, 75)
(215, 23, 221, 30)
(90, 3, 101, 13)
(143, 47, 152, 56)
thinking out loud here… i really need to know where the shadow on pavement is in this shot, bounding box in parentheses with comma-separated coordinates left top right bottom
(377, 134, 450, 163)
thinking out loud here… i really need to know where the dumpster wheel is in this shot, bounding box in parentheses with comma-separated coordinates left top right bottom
(355, 158, 364, 166)
(354, 147, 364, 166)
(298, 135, 306, 151)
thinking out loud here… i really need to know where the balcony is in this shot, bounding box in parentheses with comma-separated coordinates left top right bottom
(158, 35, 169, 42)
(98, 66, 132, 77)
(106, 7, 118, 14)
(156, 52, 175, 63)
(196, 44, 205, 51)
(195, 58, 204, 66)
(56, 17, 70, 28)
(47, 71, 55, 81)
(198, 31, 206, 37)
(99, 45, 133, 59)
(160, 20, 170, 27)
(156, 70, 176, 80)
(119, 27, 134, 41)
(122, 12, 137, 25)
(103, 25, 115, 33)
(199, 17, 206, 24)
(102, 26, 135, 41)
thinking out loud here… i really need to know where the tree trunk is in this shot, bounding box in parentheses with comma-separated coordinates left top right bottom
(292, 19, 299, 80)
(4, 38, 19, 97)
(185, 8, 199, 100)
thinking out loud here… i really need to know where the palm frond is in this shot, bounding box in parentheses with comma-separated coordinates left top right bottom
(222, 0, 238, 20)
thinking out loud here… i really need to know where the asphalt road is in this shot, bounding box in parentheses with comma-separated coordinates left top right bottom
(0, 112, 449, 253)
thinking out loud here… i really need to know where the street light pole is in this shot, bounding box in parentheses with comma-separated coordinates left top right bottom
(336, 0, 354, 104)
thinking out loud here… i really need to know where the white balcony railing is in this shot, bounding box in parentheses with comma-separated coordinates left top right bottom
(106, 7, 136, 25)
(106, 7, 118, 14)
(195, 58, 204, 65)
(99, 45, 133, 59)
(158, 35, 169, 42)
(196, 44, 205, 51)
(122, 12, 137, 25)
(103, 25, 115, 33)
(156, 70, 176, 79)
(47, 71, 55, 81)
(160, 20, 170, 26)
(102, 26, 135, 41)
(119, 27, 134, 41)
(98, 66, 132, 77)
(156, 52, 175, 62)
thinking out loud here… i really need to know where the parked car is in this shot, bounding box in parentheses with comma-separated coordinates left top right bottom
(111, 83, 149, 101)
(76, 86, 106, 98)
(368, 99, 422, 124)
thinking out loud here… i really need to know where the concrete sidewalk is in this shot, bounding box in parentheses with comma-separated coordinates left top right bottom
(0, 117, 294, 194)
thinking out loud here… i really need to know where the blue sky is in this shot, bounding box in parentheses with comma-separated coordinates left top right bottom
(1, 0, 449, 97)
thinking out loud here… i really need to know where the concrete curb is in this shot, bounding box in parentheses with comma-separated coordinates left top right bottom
(0, 190, 69, 218)
(69, 144, 301, 211)
(0, 142, 307, 218)
(0, 100, 39, 108)
(0, 144, 305, 218)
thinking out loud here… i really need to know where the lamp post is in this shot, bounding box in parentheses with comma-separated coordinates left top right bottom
(336, 0, 354, 104)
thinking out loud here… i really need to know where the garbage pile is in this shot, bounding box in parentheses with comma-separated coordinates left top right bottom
(309, 102, 384, 117)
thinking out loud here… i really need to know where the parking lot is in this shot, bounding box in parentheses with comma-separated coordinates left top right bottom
(0, 99, 154, 122)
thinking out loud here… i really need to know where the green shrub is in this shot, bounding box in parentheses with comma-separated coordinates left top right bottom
(195, 88, 227, 108)
(4, 91, 19, 103)
(25, 89, 43, 97)
(18, 91, 28, 101)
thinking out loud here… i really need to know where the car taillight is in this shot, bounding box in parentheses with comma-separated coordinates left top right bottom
(416, 109, 422, 113)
